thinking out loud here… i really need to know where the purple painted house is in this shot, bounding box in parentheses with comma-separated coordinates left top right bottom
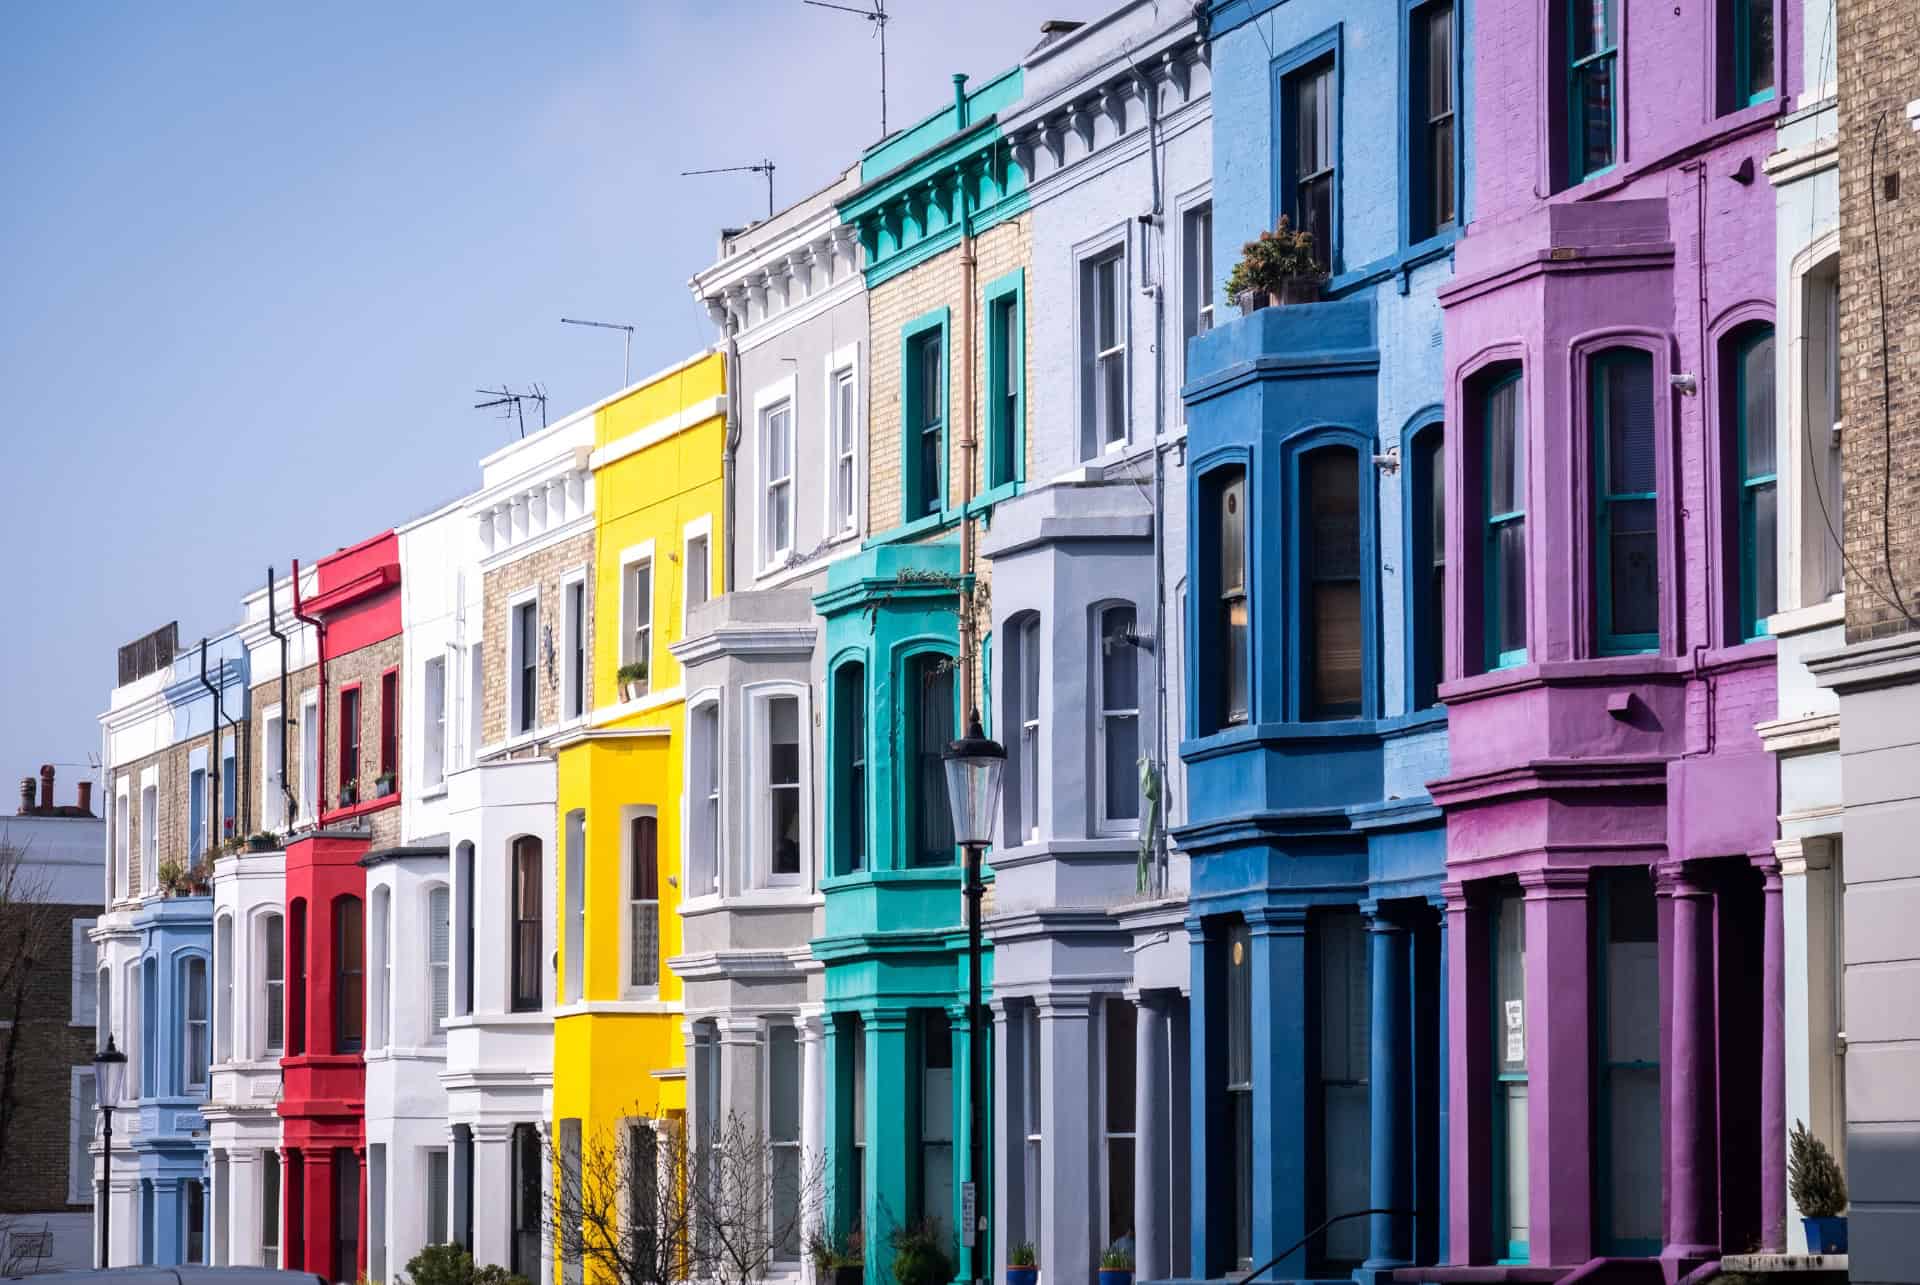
(1427, 0, 1799, 1275)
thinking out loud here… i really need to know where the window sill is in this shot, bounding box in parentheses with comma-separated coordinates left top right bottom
(819, 864, 993, 891)
(1182, 710, 1444, 761)
(866, 509, 956, 548)
(324, 793, 400, 826)
(417, 784, 448, 802)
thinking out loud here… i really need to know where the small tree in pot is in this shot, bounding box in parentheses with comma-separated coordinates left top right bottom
(1789, 1118, 1848, 1253)
(889, 1219, 952, 1285)
(1224, 216, 1324, 313)
(1007, 1241, 1038, 1285)
(1097, 1243, 1133, 1285)
(617, 661, 649, 703)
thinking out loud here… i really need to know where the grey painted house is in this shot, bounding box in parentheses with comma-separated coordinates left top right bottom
(676, 168, 868, 1283)
(980, 8, 1209, 1282)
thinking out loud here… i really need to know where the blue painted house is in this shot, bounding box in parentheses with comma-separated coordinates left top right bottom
(1174, 0, 1466, 1278)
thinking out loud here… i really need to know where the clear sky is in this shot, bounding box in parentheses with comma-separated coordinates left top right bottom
(0, 0, 1096, 793)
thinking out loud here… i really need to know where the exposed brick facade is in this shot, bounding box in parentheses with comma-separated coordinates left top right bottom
(0, 895, 97, 1214)
(321, 635, 405, 847)
(1838, 0, 1920, 642)
(479, 530, 595, 752)
(248, 664, 320, 831)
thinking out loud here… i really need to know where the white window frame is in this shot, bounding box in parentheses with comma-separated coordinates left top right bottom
(257, 909, 285, 1059)
(618, 541, 657, 698)
(71, 918, 97, 1024)
(213, 913, 233, 1063)
(559, 570, 588, 724)
(422, 658, 447, 788)
(68, 1067, 96, 1206)
(742, 681, 812, 891)
(682, 517, 713, 637)
(1095, 603, 1143, 836)
(299, 689, 319, 826)
(621, 804, 662, 996)
(1078, 239, 1130, 459)
(758, 382, 798, 572)
(764, 1021, 803, 1261)
(261, 705, 287, 831)
(1784, 237, 1844, 615)
(684, 690, 724, 902)
(824, 343, 861, 540)
(426, 882, 450, 1041)
(139, 768, 158, 894)
(507, 588, 541, 738)
(183, 954, 210, 1092)
(113, 777, 130, 903)
(220, 731, 237, 843)
(370, 884, 392, 1050)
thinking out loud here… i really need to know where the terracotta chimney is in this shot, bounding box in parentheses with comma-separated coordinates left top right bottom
(77, 780, 94, 816)
(17, 778, 31, 814)
(38, 764, 54, 812)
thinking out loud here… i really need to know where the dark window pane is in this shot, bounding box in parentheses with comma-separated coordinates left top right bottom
(1602, 355, 1656, 495)
(914, 660, 955, 864)
(1608, 499, 1660, 637)
(1497, 520, 1528, 656)
(1308, 449, 1363, 717)
(1577, 57, 1616, 174)
(1743, 333, 1777, 477)
(1753, 481, 1778, 622)
(1488, 380, 1524, 516)
(1744, 0, 1775, 99)
(1572, 0, 1614, 60)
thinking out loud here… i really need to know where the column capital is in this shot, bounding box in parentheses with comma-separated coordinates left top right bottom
(1656, 862, 1711, 897)
(715, 1014, 766, 1042)
(796, 1006, 828, 1041)
(1035, 993, 1094, 1020)
(1244, 903, 1310, 934)
(470, 1122, 513, 1144)
(1440, 880, 1470, 910)
(1774, 833, 1835, 877)
(1518, 867, 1590, 898)
(861, 1009, 910, 1033)
(1359, 901, 1413, 932)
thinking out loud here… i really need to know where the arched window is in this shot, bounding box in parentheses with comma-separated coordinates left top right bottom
(261, 912, 284, 1057)
(1408, 423, 1447, 709)
(1592, 347, 1659, 653)
(1096, 605, 1142, 830)
(333, 896, 363, 1054)
(1199, 465, 1250, 731)
(832, 662, 867, 875)
(510, 838, 543, 1012)
(1730, 323, 1778, 638)
(214, 914, 234, 1064)
(1003, 615, 1042, 844)
(1303, 446, 1364, 718)
(182, 955, 209, 1091)
(370, 886, 391, 1048)
(427, 885, 450, 1039)
(907, 654, 956, 867)
(1480, 370, 1528, 669)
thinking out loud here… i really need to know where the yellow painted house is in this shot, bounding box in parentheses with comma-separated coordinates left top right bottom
(550, 349, 726, 1248)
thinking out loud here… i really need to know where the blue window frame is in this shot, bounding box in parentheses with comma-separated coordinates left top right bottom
(1735, 325, 1778, 639)
(188, 765, 206, 862)
(1592, 349, 1659, 654)
(1285, 58, 1338, 273)
(984, 268, 1025, 492)
(1482, 372, 1528, 669)
(1408, 421, 1446, 709)
(1198, 463, 1251, 731)
(1594, 870, 1661, 1255)
(1568, 0, 1618, 183)
(1408, 0, 1458, 243)
(1732, 0, 1775, 107)
(1303, 445, 1365, 719)
(901, 309, 949, 522)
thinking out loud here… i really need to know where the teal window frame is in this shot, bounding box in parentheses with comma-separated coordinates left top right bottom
(1567, 0, 1618, 184)
(1731, 0, 1776, 107)
(830, 659, 868, 876)
(983, 268, 1025, 493)
(1591, 348, 1660, 655)
(1593, 870, 1662, 1257)
(1482, 372, 1528, 670)
(1736, 325, 1778, 640)
(900, 308, 950, 523)
(903, 650, 957, 869)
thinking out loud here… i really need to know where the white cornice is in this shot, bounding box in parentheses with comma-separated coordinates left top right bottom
(669, 622, 818, 667)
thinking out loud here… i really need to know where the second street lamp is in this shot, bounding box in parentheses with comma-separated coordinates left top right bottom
(93, 1035, 128, 1267)
(943, 708, 1004, 1285)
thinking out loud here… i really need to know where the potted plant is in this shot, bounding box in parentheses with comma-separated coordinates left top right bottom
(246, 831, 278, 853)
(374, 771, 397, 799)
(822, 1228, 863, 1285)
(156, 859, 187, 896)
(1008, 1241, 1038, 1285)
(1789, 1118, 1848, 1253)
(185, 859, 212, 894)
(340, 778, 359, 807)
(1223, 215, 1325, 313)
(1098, 1244, 1133, 1285)
(889, 1219, 952, 1285)
(617, 660, 649, 702)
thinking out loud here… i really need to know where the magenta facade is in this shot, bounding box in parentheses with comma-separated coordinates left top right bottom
(1430, 1, 1798, 1275)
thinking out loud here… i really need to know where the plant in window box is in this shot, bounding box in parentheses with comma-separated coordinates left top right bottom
(617, 660, 649, 703)
(374, 771, 397, 799)
(1789, 1117, 1849, 1253)
(1224, 215, 1324, 313)
(340, 778, 359, 808)
(1008, 1241, 1038, 1285)
(808, 1229, 863, 1285)
(156, 859, 189, 896)
(1097, 1244, 1133, 1285)
(888, 1219, 952, 1285)
(246, 831, 278, 853)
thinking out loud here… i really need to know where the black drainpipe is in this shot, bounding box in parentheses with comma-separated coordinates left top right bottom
(266, 568, 295, 827)
(197, 639, 222, 855)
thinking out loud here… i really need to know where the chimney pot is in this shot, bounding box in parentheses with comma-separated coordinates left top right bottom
(77, 780, 94, 816)
(38, 764, 54, 812)
(17, 778, 32, 815)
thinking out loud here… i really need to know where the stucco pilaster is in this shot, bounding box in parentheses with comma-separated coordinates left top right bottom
(1036, 994, 1094, 1285)
(797, 1009, 826, 1285)
(1360, 906, 1414, 1280)
(1775, 834, 1841, 1253)
(1519, 869, 1590, 1267)
(1660, 865, 1718, 1261)
(859, 1012, 911, 1284)
(1132, 994, 1170, 1281)
(1246, 905, 1309, 1275)
(470, 1124, 513, 1269)
(716, 1015, 765, 1134)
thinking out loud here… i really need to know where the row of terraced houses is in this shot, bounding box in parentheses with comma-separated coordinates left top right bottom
(75, 1, 1920, 1283)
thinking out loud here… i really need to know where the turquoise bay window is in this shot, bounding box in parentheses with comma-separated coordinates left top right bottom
(1482, 372, 1527, 669)
(831, 661, 867, 875)
(984, 269, 1025, 492)
(1735, 325, 1778, 638)
(906, 653, 955, 867)
(1592, 349, 1658, 654)
(901, 310, 949, 522)
(1568, 0, 1617, 183)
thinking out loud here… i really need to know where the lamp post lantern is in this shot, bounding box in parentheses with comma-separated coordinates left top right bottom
(943, 708, 1004, 1285)
(93, 1035, 128, 1267)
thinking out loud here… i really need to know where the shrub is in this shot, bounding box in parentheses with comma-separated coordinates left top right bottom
(400, 1243, 528, 1285)
(1009, 1241, 1038, 1268)
(617, 660, 649, 686)
(888, 1219, 952, 1285)
(1099, 1244, 1134, 1272)
(1222, 216, 1323, 300)
(1788, 1118, 1848, 1218)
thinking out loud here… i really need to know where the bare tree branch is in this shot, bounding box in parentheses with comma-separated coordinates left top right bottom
(0, 837, 59, 1178)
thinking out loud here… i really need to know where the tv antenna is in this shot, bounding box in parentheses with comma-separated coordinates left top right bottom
(560, 317, 636, 385)
(804, 0, 890, 139)
(474, 384, 548, 439)
(681, 160, 776, 220)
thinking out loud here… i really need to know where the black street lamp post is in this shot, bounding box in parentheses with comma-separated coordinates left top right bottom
(943, 709, 1005, 1285)
(93, 1035, 128, 1267)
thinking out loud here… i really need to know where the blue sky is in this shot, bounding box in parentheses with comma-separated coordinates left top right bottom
(0, 0, 1092, 791)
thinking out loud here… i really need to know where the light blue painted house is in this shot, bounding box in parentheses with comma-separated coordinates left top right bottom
(1174, 0, 1467, 1278)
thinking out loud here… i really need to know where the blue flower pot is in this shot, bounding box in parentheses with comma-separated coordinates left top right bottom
(1802, 1214, 1848, 1254)
(1098, 1270, 1133, 1285)
(1008, 1269, 1038, 1285)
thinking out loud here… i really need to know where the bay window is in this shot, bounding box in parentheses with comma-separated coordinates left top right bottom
(215, 914, 233, 1064)
(183, 955, 209, 1091)
(1005, 615, 1041, 844)
(564, 809, 585, 1001)
(1410, 425, 1447, 709)
(371, 886, 391, 1048)
(1482, 372, 1528, 669)
(766, 695, 803, 882)
(628, 811, 660, 991)
(688, 700, 721, 896)
(333, 895, 363, 1054)
(262, 911, 284, 1056)
(1097, 606, 1141, 829)
(764, 398, 795, 565)
(1304, 446, 1363, 718)
(1202, 466, 1251, 731)
(1081, 248, 1127, 456)
(832, 663, 867, 875)
(1592, 348, 1659, 653)
(1732, 324, 1778, 638)
(907, 655, 955, 867)
(429, 885, 450, 1037)
(511, 837, 542, 1012)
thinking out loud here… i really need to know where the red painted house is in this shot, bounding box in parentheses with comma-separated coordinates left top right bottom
(280, 531, 402, 1284)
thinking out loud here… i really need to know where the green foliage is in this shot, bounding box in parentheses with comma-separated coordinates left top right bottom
(400, 1242, 529, 1285)
(887, 1219, 952, 1285)
(1009, 1241, 1038, 1268)
(1099, 1245, 1134, 1271)
(1788, 1118, 1848, 1217)
(617, 660, 650, 685)
(1222, 215, 1323, 300)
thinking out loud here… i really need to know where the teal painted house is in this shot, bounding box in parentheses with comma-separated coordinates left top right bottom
(814, 65, 1029, 1285)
